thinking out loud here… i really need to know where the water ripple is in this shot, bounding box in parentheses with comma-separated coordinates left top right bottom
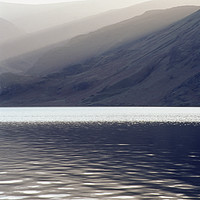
(0, 121, 200, 199)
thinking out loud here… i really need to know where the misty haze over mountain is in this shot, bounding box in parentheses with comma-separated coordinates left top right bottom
(0, 0, 200, 106)
(1, 0, 200, 33)
(1, 5, 199, 75)
(0, 0, 149, 32)
(1, 0, 200, 62)
(0, 0, 200, 71)
(0, 18, 24, 42)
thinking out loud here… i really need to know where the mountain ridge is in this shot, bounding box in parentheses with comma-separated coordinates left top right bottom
(0, 9, 200, 106)
(28, 6, 199, 76)
(0, 0, 146, 32)
(0, 18, 24, 42)
(1, 2, 199, 62)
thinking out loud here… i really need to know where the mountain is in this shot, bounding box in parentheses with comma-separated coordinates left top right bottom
(88, 0, 200, 27)
(1, 0, 200, 33)
(0, 18, 24, 42)
(2, 1, 200, 63)
(0, 9, 200, 106)
(28, 6, 199, 76)
(0, 0, 142, 33)
(0, 73, 34, 96)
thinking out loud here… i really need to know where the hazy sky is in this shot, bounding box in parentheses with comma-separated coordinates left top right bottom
(0, 0, 83, 3)
(0, 0, 149, 4)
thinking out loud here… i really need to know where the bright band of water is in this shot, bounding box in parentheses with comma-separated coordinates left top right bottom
(0, 107, 200, 199)
(0, 107, 200, 123)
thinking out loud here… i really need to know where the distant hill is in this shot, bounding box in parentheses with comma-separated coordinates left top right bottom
(2, 0, 200, 62)
(0, 9, 200, 106)
(0, 18, 24, 42)
(28, 6, 199, 76)
(0, 0, 143, 33)
(1, 0, 200, 33)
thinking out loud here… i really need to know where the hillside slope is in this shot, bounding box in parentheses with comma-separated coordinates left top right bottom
(28, 6, 199, 76)
(0, 18, 24, 42)
(0, 9, 200, 106)
(2, 0, 200, 32)
(0, 0, 141, 32)
(1, 3, 198, 64)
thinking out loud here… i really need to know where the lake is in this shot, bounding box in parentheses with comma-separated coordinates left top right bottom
(0, 107, 200, 199)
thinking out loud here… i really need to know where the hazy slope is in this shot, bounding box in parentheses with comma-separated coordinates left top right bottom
(0, 0, 143, 33)
(28, 6, 199, 76)
(0, 18, 24, 42)
(1, 0, 200, 33)
(1, 9, 200, 106)
(1, 0, 200, 64)
(90, 0, 200, 27)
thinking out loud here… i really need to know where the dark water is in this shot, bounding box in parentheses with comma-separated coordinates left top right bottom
(0, 122, 200, 199)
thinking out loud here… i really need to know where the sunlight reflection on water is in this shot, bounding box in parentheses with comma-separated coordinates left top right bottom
(0, 108, 200, 199)
(0, 107, 200, 123)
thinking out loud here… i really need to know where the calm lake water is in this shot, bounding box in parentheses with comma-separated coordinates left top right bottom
(0, 107, 200, 199)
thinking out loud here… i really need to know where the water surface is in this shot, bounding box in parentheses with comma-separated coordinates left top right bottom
(0, 107, 200, 199)
(1, 107, 200, 123)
